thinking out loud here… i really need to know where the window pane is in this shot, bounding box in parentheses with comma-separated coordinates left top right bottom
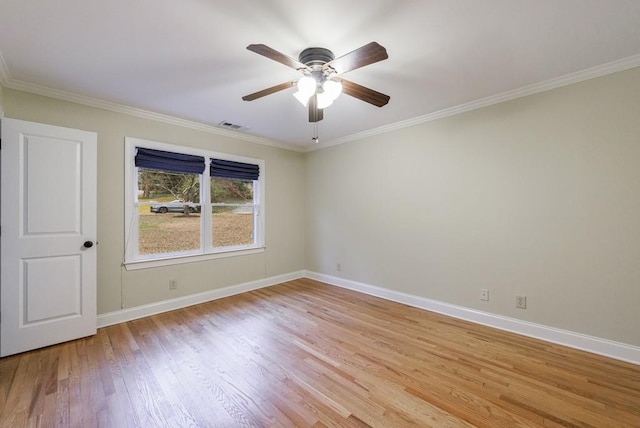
(212, 205, 255, 248)
(138, 168, 201, 255)
(138, 211, 200, 255)
(211, 178, 253, 203)
(210, 177, 255, 248)
(139, 168, 200, 203)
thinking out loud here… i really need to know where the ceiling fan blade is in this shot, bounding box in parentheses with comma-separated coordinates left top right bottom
(242, 81, 296, 101)
(323, 42, 388, 75)
(335, 78, 390, 107)
(246, 44, 311, 72)
(308, 95, 324, 122)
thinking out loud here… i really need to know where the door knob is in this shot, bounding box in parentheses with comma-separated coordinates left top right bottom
(83, 241, 94, 248)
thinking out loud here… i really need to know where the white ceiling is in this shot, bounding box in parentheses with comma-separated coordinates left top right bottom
(1, 0, 640, 151)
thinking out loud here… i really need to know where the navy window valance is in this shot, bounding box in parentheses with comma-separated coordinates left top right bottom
(210, 159, 260, 181)
(135, 148, 205, 174)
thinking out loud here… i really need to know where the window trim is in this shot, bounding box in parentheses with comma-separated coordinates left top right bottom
(124, 137, 265, 270)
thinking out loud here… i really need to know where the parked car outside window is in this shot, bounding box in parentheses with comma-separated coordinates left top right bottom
(150, 200, 201, 214)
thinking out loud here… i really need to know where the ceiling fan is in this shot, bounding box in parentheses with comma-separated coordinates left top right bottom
(242, 42, 390, 122)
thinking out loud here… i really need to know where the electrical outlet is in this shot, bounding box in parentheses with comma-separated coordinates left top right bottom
(336, 263, 342, 272)
(169, 279, 178, 290)
(516, 295, 527, 309)
(480, 289, 489, 301)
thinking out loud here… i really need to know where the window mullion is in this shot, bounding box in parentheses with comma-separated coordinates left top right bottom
(128, 163, 141, 260)
(202, 159, 213, 252)
(132, 195, 140, 259)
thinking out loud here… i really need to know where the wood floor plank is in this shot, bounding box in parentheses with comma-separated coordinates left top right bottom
(1, 278, 639, 427)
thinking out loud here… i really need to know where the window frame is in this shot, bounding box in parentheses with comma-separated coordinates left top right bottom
(124, 137, 265, 270)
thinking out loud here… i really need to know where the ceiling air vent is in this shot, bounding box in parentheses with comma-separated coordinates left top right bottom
(218, 121, 244, 130)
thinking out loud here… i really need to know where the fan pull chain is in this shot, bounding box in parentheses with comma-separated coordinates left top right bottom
(312, 122, 319, 143)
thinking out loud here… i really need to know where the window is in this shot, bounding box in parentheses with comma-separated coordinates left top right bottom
(124, 138, 264, 268)
(210, 158, 260, 249)
(211, 177, 255, 248)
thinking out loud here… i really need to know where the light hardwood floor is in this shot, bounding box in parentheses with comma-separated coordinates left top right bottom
(1, 278, 639, 427)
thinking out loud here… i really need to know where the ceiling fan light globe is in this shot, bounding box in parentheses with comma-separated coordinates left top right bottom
(293, 90, 311, 106)
(297, 76, 316, 96)
(316, 92, 334, 109)
(323, 79, 342, 100)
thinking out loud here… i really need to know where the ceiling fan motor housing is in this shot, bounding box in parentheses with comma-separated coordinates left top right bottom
(299, 47, 335, 68)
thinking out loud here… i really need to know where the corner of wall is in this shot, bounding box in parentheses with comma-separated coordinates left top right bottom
(0, 51, 8, 118)
(0, 83, 5, 117)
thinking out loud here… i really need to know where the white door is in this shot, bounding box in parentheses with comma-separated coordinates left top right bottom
(1, 118, 97, 357)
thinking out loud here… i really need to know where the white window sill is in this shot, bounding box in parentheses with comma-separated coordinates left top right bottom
(123, 247, 265, 270)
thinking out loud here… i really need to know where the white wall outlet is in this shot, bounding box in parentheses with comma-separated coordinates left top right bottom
(480, 289, 489, 301)
(336, 263, 342, 272)
(169, 279, 178, 290)
(516, 295, 527, 309)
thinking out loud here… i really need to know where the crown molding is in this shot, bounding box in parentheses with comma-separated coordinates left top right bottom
(5, 78, 303, 152)
(3, 49, 639, 154)
(0, 51, 303, 153)
(308, 53, 640, 152)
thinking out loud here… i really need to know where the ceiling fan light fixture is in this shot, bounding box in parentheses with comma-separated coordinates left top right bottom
(316, 79, 342, 109)
(298, 75, 316, 95)
(293, 90, 311, 106)
(323, 79, 342, 100)
(293, 75, 316, 106)
(316, 91, 334, 109)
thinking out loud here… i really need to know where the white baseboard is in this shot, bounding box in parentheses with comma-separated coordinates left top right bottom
(97, 271, 305, 328)
(305, 271, 640, 366)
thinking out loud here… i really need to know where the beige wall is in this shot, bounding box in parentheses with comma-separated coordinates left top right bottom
(305, 67, 640, 346)
(0, 83, 4, 116)
(3, 88, 306, 314)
